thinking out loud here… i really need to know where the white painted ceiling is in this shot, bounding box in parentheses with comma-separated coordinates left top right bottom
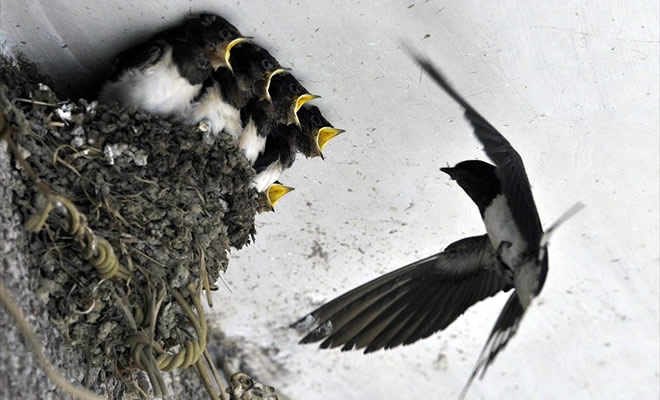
(1, 1, 658, 399)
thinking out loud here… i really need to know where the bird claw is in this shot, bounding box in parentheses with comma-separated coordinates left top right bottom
(497, 240, 512, 255)
(494, 241, 515, 279)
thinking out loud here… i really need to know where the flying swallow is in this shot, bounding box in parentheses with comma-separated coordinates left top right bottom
(292, 54, 582, 399)
(98, 13, 246, 120)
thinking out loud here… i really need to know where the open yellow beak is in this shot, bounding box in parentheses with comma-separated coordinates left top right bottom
(292, 94, 321, 127)
(264, 68, 288, 102)
(317, 127, 345, 154)
(223, 37, 249, 71)
(266, 183, 295, 208)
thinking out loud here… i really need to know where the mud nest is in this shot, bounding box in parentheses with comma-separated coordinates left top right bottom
(0, 54, 259, 398)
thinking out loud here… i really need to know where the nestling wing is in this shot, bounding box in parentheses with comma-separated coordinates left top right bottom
(109, 40, 165, 80)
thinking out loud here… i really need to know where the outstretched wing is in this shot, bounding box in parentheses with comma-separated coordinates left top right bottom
(415, 56, 544, 253)
(292, 235, 513, 353)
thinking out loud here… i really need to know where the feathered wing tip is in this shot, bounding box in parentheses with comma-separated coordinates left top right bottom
(458, 291, 525, 400)
(291, 314, 333, 344)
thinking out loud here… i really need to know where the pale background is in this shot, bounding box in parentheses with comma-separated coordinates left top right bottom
(1, 1, 658, 399)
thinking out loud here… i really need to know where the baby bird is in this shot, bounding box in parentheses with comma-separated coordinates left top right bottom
(99, 14, 246, 120)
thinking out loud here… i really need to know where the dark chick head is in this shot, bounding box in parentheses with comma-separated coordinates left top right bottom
(268, 72, 320, 127)
(172, 43, 213, 84)
(191, 13, 249, 71)
(296, 105, 344, 159)
(230, 43, 286, 101)
(441, 160, 501, 215)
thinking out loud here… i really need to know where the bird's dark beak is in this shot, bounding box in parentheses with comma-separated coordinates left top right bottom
(440, 167, 455, 179)
(264, 68, 289, 102)
(266, 183, 295, 208)
(291, 94, 321, 127)
(316, 127, 344, 155)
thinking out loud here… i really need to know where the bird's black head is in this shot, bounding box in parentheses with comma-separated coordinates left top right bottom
(296, 105, 344, 159)
(230, 43, 284, 101)
(441, 160, 501, 215)
(268, 72, 320, 127)
(193, 14, 248, 71)
(170, 42, 213, 84)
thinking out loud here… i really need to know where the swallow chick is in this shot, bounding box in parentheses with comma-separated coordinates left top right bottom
(238, 72, 319, 164)
(267, 72, 320, 128)
(292, 55, 583, 399)
(295, 105, 345, 159)
(256, 182, 295, 213)
(181, 42, 286, 140)
(230, 42, 287, 105)
(98, 13, 246, 120)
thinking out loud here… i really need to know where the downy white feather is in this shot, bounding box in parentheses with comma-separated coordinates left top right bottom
(238, 119, 267, 164)
(99, 47, 201, 119)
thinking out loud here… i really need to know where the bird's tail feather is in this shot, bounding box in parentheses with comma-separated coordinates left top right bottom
(459, 291, 524, 400)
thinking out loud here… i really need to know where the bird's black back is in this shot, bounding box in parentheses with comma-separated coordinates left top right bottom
(240, 98, 275, 138)
(253, 126, 296, 173)
(209, 67, 243, 108)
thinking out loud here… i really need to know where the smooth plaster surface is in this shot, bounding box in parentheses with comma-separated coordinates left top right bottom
(1, 1, 658, 399)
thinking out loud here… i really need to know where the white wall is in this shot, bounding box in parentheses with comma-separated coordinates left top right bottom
(2, 1, 658, 399)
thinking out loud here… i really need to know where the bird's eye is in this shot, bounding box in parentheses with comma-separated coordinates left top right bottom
(311, 115, 321, 125)
(261, 59, 272, 70)
(198, 58, 210, 69)
(220, 29, 230, 39)
(288, 83, 300, 93)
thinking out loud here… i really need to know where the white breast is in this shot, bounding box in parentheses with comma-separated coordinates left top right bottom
(238, 119, 266, 164)
(251, 162, 283, 192)
(222, 105, 242, 140)
(179, 84, 243, 141)
(483, 194, 527, 267)
(99, 47, 201, 119)
(181, 85, 225, 134)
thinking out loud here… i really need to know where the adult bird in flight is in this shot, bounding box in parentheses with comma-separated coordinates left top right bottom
(292, 52, 583, 398)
